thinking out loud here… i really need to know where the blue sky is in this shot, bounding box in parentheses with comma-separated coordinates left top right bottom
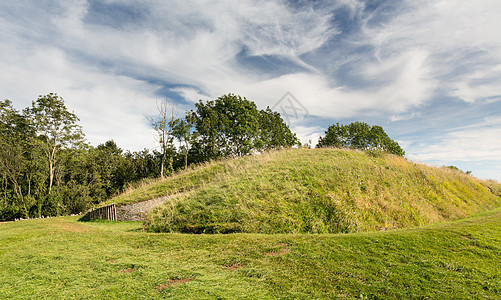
(1, 0, 501, 180)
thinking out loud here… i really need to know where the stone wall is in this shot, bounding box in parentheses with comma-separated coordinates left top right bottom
(116, 196, 171, 221)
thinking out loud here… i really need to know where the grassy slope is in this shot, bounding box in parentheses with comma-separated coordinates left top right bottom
(104, 158, 240, 207)
(138, 148, 501, 233)
(0, 208, 500, 299)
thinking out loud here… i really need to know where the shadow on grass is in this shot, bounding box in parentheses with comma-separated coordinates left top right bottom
(77, 216, 145, 232)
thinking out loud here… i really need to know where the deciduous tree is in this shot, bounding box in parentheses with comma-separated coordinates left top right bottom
(258, 107, 299, 150)
(172, 112, 195, 169)
(192, 94, 260, 158)
(317, 121, 405, 156)
(0, 100, 32, 217)
(26, 93, 84, 196)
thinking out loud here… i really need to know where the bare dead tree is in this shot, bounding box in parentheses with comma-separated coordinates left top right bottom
(147, 97, 177, 179)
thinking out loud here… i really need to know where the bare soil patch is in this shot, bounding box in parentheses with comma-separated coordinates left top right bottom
(222, 264, 243, 271)
(265, 243, 291, 256)
(118, 268, 137, 274)
(157, 278, 192, 291)
(57, 222, 90, 233)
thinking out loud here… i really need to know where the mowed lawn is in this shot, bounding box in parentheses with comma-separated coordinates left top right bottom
(1, 207, 501, 299)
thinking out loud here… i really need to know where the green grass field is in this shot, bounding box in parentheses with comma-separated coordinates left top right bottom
(1, 207, 501, 299)
(3, 148, 501, 298)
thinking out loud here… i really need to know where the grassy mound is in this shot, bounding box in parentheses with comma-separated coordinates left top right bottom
(139, 149, 501, 233)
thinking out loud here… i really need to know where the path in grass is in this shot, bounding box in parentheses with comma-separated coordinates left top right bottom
(115, 194, 181, 221)
(1, 207, 501, 299)
(85, 193, 182, 221)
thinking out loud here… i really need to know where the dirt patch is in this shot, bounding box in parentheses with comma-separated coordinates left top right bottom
(157, 278, 192, 291)
(118, 268, 137, 274)
(57, 222, 90, 233)
(222, 264, 243, 271)
(265, 243, 290, 256)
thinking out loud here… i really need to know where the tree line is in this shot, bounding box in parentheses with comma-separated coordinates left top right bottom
(1, 92, 404, 221)
(0, 94, 168, 220)
(0, 93, 299, 221)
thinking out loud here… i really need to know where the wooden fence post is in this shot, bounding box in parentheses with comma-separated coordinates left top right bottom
(85, 203, 118, 221)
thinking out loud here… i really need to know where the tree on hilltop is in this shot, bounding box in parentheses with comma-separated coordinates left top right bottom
(190, 94, 298, 161)
(257, 107, 300, 150)
(316, 121, 405, 156)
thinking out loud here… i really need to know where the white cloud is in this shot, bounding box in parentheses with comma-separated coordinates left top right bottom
(450, 65, 501, 102)
(0, 0, 345, 150)
(362, 50, 435, 111)
(365, 0, 501, 103)
(355, 0, 501, 179)
(0, 0, 438, 123)
(291, 125, 324, 147)
(409, 116, 501, 162)
(170, 87, 210, 103)
(0, 45, 159, 151)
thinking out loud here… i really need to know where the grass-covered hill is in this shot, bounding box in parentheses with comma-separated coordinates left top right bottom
(108, 148, 501, 234)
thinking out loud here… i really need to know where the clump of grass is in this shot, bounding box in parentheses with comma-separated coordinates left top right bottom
(144, 148, 501, 233)
(485, 179, 501, 197)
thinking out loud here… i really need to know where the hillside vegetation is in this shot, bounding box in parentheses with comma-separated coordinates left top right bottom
(109, 148, 501, 234)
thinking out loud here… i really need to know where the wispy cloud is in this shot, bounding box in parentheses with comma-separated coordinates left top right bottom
(411, 116, 501, 161)
(1, 0, 501, 179)
(364, 0, 501, 104)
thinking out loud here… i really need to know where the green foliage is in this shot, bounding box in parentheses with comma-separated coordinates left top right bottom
(172, 112, 195, 169)
(192, 94, 261, 158)
(25, 93, 85, 216)
(257, 107, 300, 150)
(144, 149, 501, 234)
(27, 93, 84, 150)
(0, 99, 42, 219)
(317, 121, 405, 156)
(0, 92, 299, 220)
(191, 94, 298, 161)
(0, 96, 162, 221)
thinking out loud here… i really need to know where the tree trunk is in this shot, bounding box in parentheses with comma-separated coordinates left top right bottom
(16, 185, 29, 218)
(184, 141, 189, 169)
(47, 135, 58, 195)
(4, 168, 29, 218)
(48, 160, 54, 195)
(160, 150, 165, 179)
